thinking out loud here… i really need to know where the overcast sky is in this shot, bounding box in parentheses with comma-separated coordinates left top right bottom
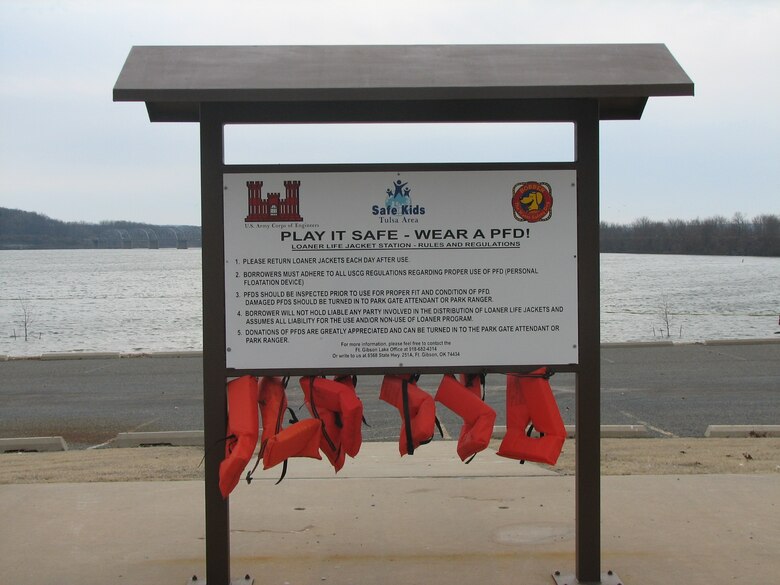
(1, 0, 778, 226)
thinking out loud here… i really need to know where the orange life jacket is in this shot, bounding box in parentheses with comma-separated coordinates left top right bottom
(497, 368, 566, 465)
(459, 373, 485, 399)
(330, 374, 364, 458)
(435, 373, 496, 462)
(245, 376, 321, 483)
(299, 375, 364, 471)
(219, 375, 259, 499)
(380, 374, 437, 456)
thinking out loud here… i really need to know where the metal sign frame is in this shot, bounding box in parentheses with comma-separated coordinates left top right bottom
(114, 44, 693, 585)
(200, 101, 600, 584)
(223, 162, 579, 376)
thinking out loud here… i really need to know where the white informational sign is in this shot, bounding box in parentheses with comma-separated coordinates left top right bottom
(224, 169, 578, 370)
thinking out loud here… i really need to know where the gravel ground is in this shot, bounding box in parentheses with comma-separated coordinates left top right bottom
(1, 438, 778, 484)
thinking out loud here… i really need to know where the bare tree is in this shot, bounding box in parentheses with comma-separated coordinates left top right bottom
(18, 297, 34, 342)
(659, 294, 673, 338)
(600, 213, 780, 256)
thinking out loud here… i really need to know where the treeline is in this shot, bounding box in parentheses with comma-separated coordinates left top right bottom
(2, 206, 778, 256)
(600, 214, 779, 257)
(0, 207, 201, 249)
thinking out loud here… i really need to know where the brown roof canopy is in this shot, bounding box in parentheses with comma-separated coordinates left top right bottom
(114, 44, 693, 122)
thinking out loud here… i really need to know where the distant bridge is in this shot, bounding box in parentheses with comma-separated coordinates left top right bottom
(97, 226, 201, 249)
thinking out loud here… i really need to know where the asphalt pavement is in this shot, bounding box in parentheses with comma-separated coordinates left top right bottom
(1, 340, 778, 448)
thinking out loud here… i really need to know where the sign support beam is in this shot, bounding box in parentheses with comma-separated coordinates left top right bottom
(200, 104, 231, 585)
(574, 100, 601, 583)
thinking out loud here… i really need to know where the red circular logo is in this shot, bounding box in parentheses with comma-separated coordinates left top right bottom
(511, 181, 553, 223)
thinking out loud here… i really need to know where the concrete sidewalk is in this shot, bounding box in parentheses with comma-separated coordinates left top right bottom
(1, 442, 778, 585)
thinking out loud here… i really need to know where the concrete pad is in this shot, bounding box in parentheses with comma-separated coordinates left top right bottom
(40, 351, 120, 360)
(598, 424, 650, 438)
(1, 472, 778, 585)
(492, 424, 649, 439)
(0, 436, 68, 452)
(704, 338, 780, 346)
(255, 441, 557, 480)
(603, 340, 674, 348)
(113, 430, 204, 448)
(598, 474, 780, 585)
(704, 425, 780, 438)
(141, 350, 203, 358)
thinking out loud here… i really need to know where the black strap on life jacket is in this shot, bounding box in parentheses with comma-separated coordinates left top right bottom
(402, 376, 443, 454)
(247, 404, 300, 485)
(401, 378, 415, 455)
(457, 372, 486, 464)
(198, 433, 236, 469)
(507, 369, 554, 380)
(308, 375, 342, 461)
(353, 375, 371, 427)
(518, 424, 546, 465)
(246, 376, 292, 485)
(464, 372, 487, 400)
(246, 452, 289, 485)
(506, 369, 552, 466)
(335, 374, 371, 427)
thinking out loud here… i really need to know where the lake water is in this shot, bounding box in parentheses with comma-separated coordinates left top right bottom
(1, 249, 778, 356)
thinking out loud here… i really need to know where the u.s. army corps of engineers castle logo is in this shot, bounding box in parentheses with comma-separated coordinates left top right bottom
(511, 181, 553, 223)
(244, 180, 303, 222)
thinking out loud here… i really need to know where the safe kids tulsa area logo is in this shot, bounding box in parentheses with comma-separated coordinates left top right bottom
(371, 177, 426, 223)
